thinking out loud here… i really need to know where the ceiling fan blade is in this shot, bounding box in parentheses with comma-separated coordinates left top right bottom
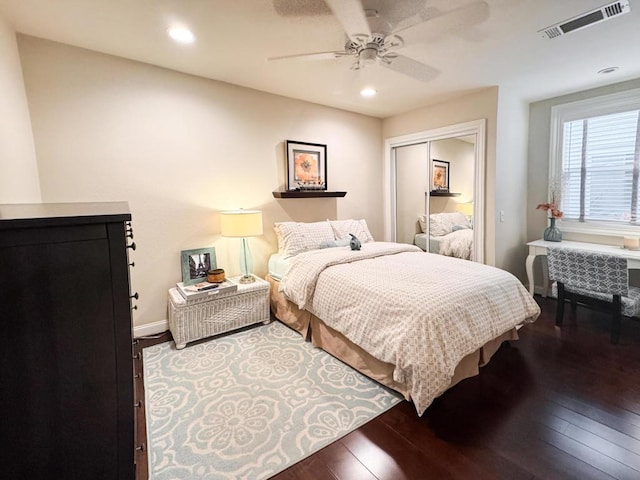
(268, 51, 348, 61)
(272, 0, 331, 17)
(393, 1, 490, 39)
(381, 54, 439, 83)
(323, 0, 371, 39)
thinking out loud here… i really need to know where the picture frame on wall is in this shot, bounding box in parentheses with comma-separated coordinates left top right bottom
(286, 140, 327, 191)
(181, 247, 216, 286)
(431, 159, 450, 192)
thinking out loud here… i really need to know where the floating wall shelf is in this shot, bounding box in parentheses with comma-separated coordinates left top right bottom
(428, 191, 461, 197)
(272, 191, 347, 199)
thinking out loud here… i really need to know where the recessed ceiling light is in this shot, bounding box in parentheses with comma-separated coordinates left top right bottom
(360, 88, 377, 98)
(597, 66, 619, 75)
(168, 27, 195, 44)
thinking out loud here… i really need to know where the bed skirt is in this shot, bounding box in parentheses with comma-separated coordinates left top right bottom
(266, 275, 519, 403)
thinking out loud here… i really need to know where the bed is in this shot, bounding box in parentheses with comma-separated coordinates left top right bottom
(414, 212, 473, 260)
(268, 219, 540, 415)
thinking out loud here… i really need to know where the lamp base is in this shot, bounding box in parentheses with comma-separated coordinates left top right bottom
(238, 274, 255, 284)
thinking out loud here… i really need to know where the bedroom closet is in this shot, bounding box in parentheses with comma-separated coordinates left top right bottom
(385, 119, 486, 263)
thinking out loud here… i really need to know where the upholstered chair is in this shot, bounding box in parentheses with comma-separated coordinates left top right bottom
(546, 246, 640, 344)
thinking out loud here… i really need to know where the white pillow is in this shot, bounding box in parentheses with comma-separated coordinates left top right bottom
(429, 212, 470, 237)
(418, 215, 427, 233)
(273, 221, 335, 259)
(328, 219, 374, 243)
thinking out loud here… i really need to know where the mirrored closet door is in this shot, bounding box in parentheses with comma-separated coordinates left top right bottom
(386, 120, 485, 263)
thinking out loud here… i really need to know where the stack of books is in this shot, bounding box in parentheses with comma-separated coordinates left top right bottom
(176, 279, 238, 301)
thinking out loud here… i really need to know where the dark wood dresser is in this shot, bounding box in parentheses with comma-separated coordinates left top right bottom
(0, 202, 136, 479)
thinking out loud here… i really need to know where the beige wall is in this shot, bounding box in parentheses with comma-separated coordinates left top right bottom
(383, 87, 499, 265)
(495, 88, 530, 280)
(0, 17, 40, 203)
(18, 35, 382, 331)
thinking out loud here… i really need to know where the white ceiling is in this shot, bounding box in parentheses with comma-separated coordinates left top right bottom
(1, 0, 639, 118)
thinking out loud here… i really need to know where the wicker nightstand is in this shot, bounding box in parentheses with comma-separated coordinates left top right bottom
(167, 275, 270, 349)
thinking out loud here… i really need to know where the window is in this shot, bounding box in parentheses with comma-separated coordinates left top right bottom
(549, 88, 640, 235)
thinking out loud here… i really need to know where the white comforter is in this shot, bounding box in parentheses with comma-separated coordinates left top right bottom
(279, 242, 540, 414)
(439, 228, 473, 260)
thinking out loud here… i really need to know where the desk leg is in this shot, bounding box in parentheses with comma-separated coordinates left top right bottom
(526, 253, 536, 296)
(541, 258, 549, 298)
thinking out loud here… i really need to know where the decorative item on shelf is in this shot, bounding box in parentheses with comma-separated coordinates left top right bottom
(285, 140, 327, 191)
(207, 268, 225, 283)
(296, 181, 326, 191)
(431, 159, 450, 192)
(623, 236, 640, 251)
(180, 247, 216, 286)
(220, 209, 263, 284)
(175, 279, 238, 301)
(537, 201, 563, 242)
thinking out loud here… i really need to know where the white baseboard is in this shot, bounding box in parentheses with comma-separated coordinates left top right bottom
(133, 319, 169, 339)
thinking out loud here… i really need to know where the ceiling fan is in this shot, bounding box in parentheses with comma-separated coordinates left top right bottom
(269, 0, 490, 83)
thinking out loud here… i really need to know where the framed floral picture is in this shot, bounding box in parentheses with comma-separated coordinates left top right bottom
(180, 247, 216, 286)
(431, 159, 450, 192)
(286, 140, 327, 191)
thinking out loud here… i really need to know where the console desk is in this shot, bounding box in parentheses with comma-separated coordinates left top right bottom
(526, 239, 640, 297)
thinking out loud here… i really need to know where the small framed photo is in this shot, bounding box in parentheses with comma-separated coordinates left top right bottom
(431, 159, 450, 192)
(286, 140, 327, 191)
(181, 247, 216, 286)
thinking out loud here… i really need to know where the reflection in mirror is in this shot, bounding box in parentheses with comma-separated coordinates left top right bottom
(393, 135, 476, 260)
(428, 135, 476, 260)
(394, 142, 428, 247)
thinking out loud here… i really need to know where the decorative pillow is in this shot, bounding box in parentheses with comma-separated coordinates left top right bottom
(319, 238, 350, 249)
(328, 219, 374, 243)
(429, 212, 470, 237)
(418, 215, 427, 233)
(452, 224, 471, 232)
(273, 221, 335, 259)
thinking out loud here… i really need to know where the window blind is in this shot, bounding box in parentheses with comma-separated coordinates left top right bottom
(561, 109, 640, 225)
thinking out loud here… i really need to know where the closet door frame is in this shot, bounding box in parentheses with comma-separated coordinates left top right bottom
(383, 119, 486, 263)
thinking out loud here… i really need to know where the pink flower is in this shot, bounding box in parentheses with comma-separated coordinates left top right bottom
(536, 203, 563, 219)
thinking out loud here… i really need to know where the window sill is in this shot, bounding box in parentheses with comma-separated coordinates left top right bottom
(556, 221, 638, 239)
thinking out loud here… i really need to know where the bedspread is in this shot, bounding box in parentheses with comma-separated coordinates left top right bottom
(279, 242, 540, 414)
(439, 228, 473, 260)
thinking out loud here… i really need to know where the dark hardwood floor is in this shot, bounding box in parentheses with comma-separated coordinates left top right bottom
(135, 296, 640, 479)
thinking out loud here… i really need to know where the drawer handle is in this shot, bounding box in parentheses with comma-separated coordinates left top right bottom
(132, 352, 141, 360)
(130, 292, 139, 300)
(136, 443, 145, 452)
(131, 305, 138, 311)
(127, 242, 136, 251)
(133, 401, 142, 408)
(129, 261, 135, 268)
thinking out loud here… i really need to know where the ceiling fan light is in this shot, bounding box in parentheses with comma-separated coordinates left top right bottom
(361, 47, 378, 64)
(360, 88, 377, 97)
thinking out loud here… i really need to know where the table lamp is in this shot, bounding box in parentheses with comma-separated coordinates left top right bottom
(456, 201, 474, 226)
(220, 209, 263, 283)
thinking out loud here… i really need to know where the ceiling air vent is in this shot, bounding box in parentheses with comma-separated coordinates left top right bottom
(539, 0, 630, 39)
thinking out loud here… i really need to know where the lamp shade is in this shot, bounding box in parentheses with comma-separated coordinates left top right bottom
(220, 210, 263, 237)
(456, 202, 474, 216)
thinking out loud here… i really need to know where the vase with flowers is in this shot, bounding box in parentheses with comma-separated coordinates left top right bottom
(537, 201, 563, 242)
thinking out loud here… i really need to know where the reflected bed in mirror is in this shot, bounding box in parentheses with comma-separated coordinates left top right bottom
(414, 212, 473, 260)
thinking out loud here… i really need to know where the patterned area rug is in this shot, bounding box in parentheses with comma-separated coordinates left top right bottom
(143, 321, 402, 479)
